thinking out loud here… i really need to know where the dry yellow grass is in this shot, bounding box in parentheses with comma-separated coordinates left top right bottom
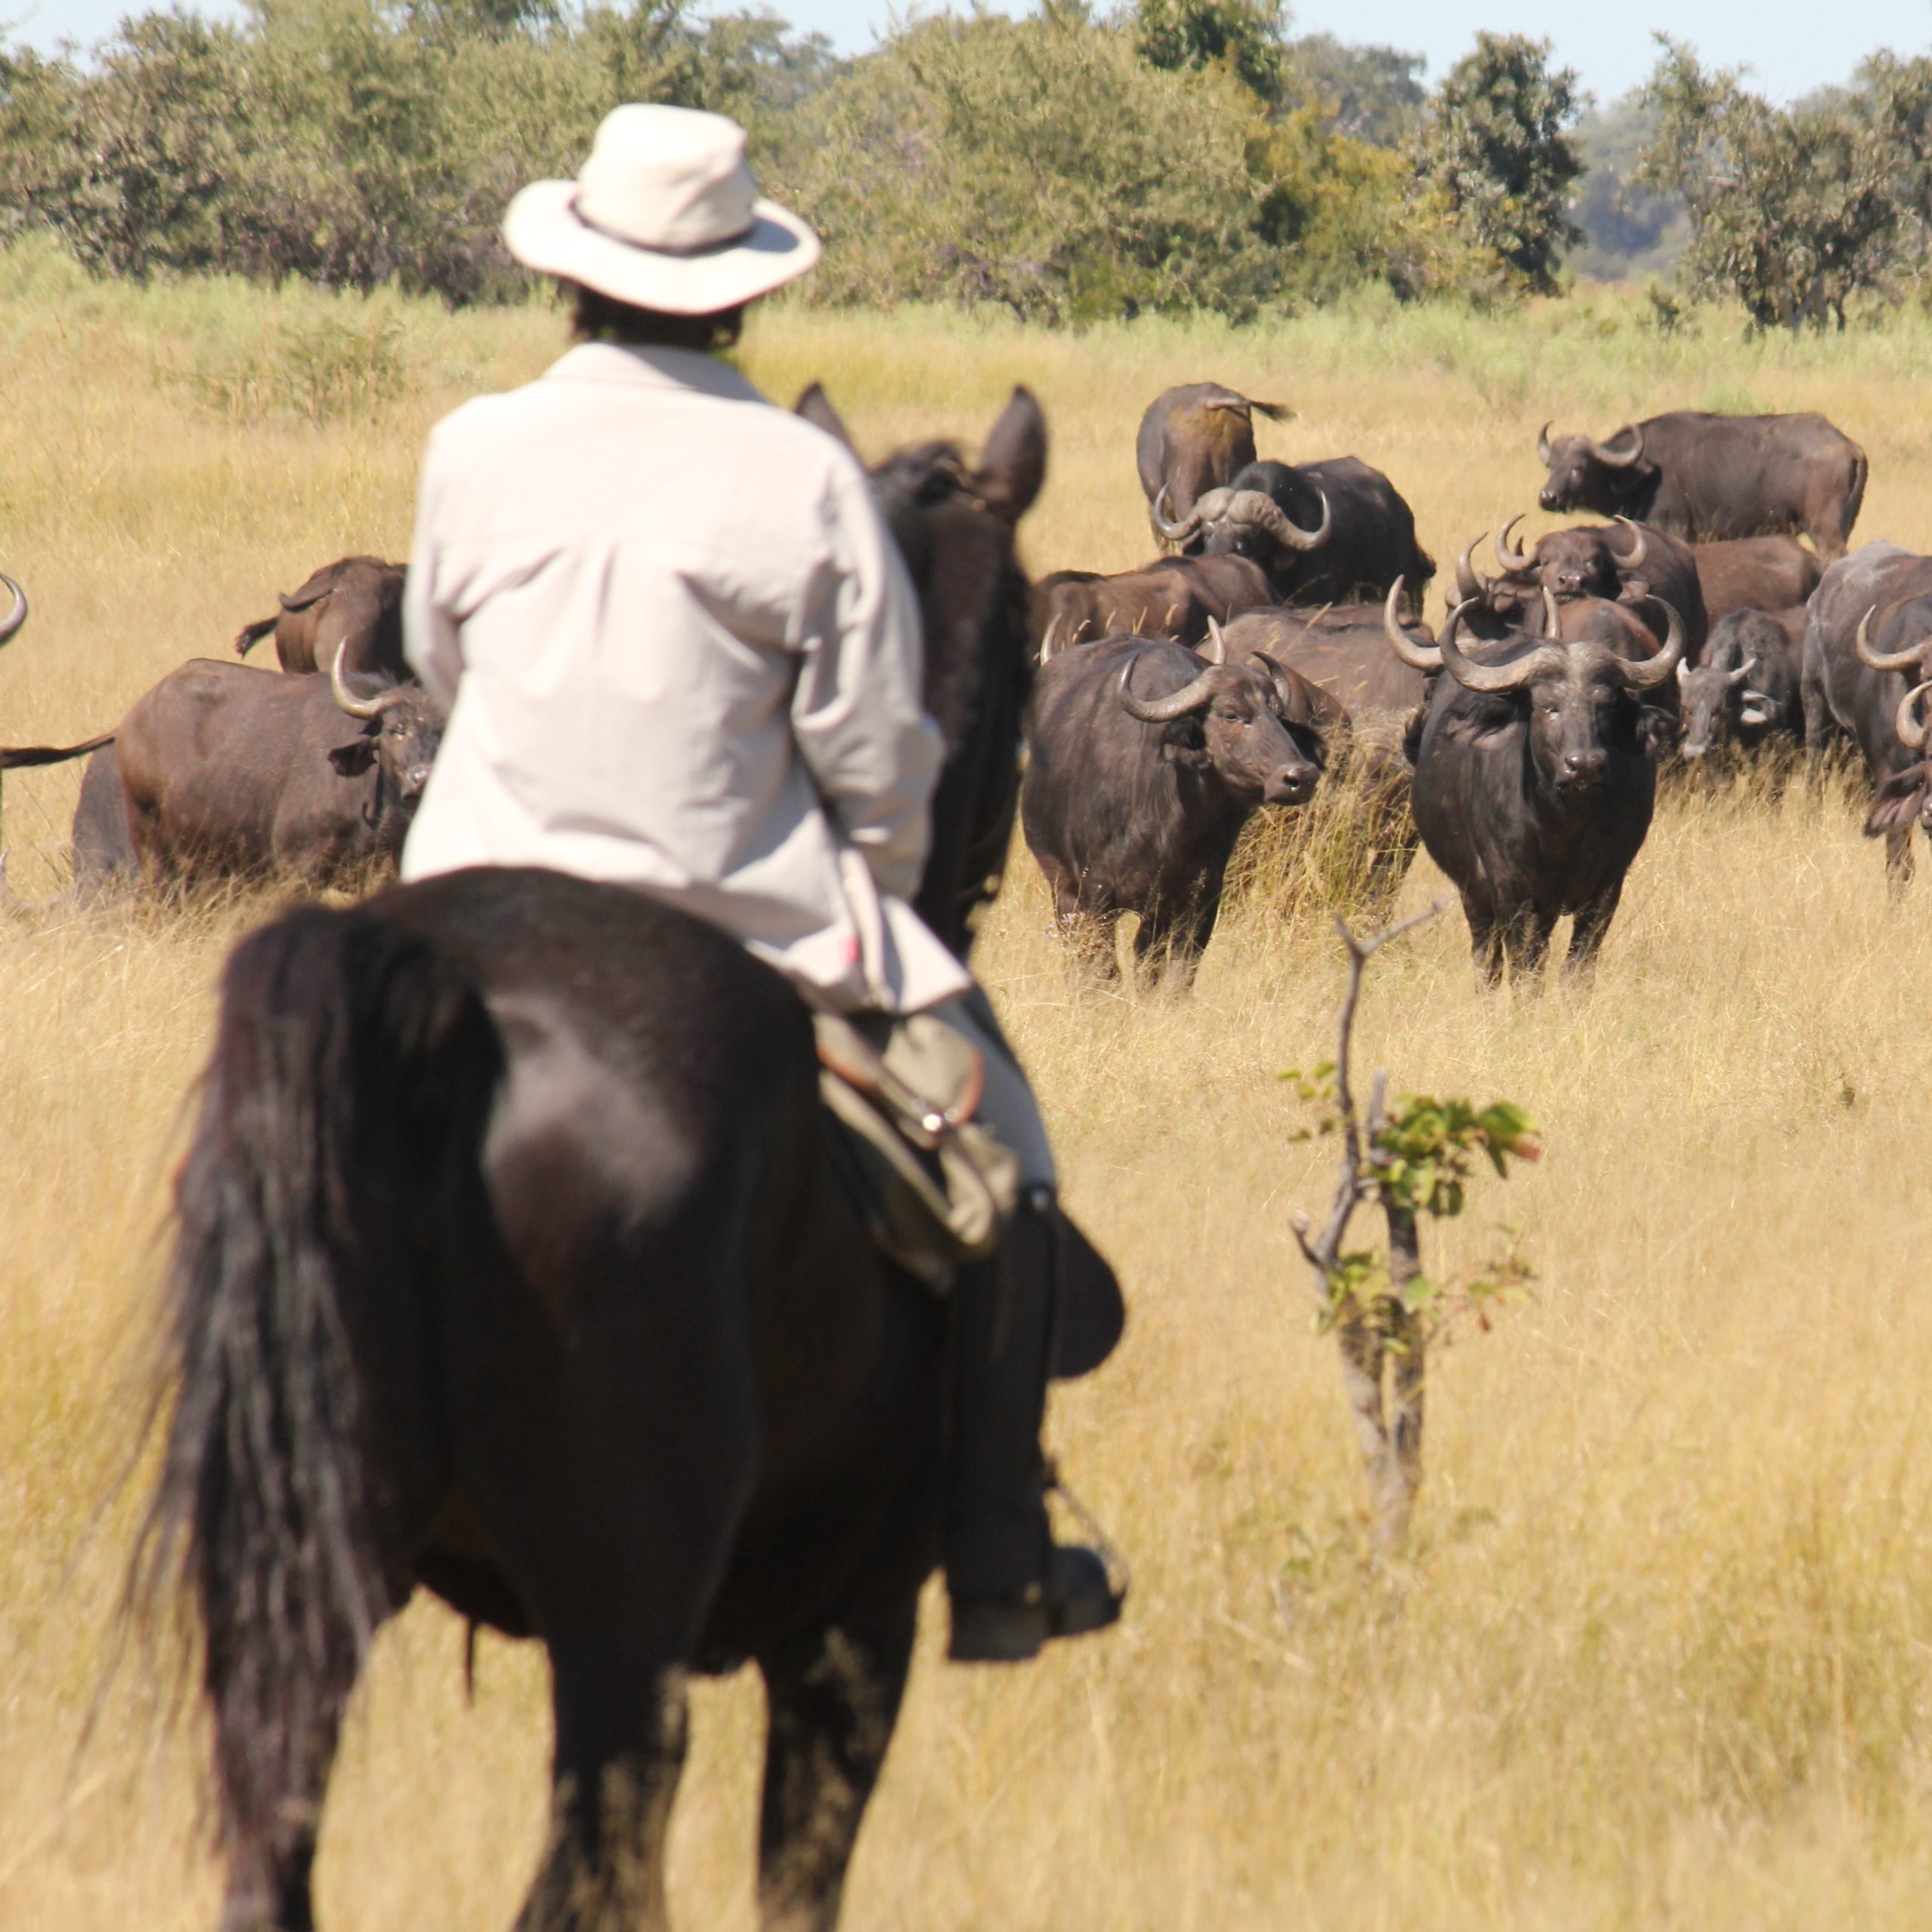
(10, 239, 1932, 1927)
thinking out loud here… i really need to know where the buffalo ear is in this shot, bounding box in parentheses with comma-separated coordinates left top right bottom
(328, 737, 377, 777)
(795, 381, 856, 451)
(1866, 766, 1932, 836)
(1159, 713, 1210, 764)
(974, 386, 1048, 528)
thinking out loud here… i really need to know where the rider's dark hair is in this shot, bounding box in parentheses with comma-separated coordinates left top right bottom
(568, 283, 746, 352)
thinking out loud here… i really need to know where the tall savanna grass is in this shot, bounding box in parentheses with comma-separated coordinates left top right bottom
(10, 235, 1932, 1927)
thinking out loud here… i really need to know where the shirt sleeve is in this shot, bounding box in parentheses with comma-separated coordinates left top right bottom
(403, 427, 464, 707)
(789, 451, 941, 906)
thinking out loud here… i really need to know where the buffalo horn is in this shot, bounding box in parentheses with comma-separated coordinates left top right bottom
(1381, 578, 1442, 670)
(1611, 516, 1647, 569)
(1151, 484, 1201, 545)
(1589, 424, 1645, 469)
(1199, 616, 1227, 666)
(1493, 515, 1533, 571)
(1454, 534, 1490, 604)
(0, 575, 26, 648)
(1251, 651, 1303, 719)
(1225, 486, 1330, 551)
(1854, 605, 1927, 675)
(1540, 586, 1562, 636)
(1675, 658, 1690, 688)
(1438, 601, 1560, 694)
(1118, 652, 1224, 723)
(331, 643, 405, 719)
(1616, 598, 1687, 691)
(1039, 611, 1066, 663)
(1727, 657, 1757, 688)
(1537, 422, 1555, 467)
(1897, 679, 1932, 752)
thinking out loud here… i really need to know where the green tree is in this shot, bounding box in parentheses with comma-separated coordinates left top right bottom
(1130, 0, 1288, 104)
(1419, 31, 1583, 296)
(1278, 33, 1424, 148)
(1640, 38, 1932, 331)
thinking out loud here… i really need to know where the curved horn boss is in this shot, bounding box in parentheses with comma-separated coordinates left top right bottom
(1117, 652, 1230, 724)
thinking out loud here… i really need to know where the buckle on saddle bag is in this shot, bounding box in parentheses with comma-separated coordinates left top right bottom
(814, 1012, 1022, 1293)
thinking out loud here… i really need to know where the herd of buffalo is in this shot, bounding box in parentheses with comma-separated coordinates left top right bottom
(16, 374, 1922, 1932)
(0, 380, 1918, 985)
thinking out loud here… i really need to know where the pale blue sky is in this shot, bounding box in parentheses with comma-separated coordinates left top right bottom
(8, 0, 1926, 103)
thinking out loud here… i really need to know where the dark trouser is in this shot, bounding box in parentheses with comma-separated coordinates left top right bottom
(914, 987, 1058, 1602)
(944, 1202, 1057, 1600)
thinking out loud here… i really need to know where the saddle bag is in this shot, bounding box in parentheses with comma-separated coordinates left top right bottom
(814, 1011, 1022, 1292)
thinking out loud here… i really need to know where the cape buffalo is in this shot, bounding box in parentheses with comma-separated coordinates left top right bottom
(72, 744, 135, 898)
(1219, 597, 1431, 733)
(1386, 582, 1684, 981)
(116, 649, 444, 888)
(1691, 536, 1822, 621)
(1136, 383, 1287, 544)
(1802, 541, 1932, 881)
(1032, 554, 1274, 658)
(1455, 517, 1709, 660)
(1536, 412, 1866, 557)
(234, 555, 408, 680)
(1155, 456, 1435, 612)
(1678, 608, 1806, 764)
(1220, 589, 1429, 911)
(1023, 633, 1335, 986)
(138, 396, 1124, 1932)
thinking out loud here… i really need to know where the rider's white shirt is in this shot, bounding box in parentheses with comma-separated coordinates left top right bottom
(400, 340, 972, 1014)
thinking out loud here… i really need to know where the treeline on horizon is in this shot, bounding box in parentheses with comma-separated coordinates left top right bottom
(3, 0, 1932, 333)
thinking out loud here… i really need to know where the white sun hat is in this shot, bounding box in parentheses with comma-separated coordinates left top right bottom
(503, 104, 820, 315)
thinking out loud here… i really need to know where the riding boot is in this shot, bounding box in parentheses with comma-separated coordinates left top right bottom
(946, 1189, 1123, 1663)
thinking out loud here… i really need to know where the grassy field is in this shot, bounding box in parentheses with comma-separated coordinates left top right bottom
(10, 238, 1932, 1927)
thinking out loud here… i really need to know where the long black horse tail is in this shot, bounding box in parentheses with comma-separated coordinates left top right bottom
(134, 900, 488, 1872)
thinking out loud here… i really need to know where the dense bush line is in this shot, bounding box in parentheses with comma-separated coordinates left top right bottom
(4, 2, 1931, 329)
(0, 0, 1579, 319)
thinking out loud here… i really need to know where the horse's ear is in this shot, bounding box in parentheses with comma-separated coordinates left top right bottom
(974, 386, 1048, 528)
(795, 381, 855, 451)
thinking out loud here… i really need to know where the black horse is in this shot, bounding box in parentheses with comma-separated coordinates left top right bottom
(137, 390, 1122, 1932)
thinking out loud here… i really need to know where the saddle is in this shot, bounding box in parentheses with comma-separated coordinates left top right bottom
(814, 1011, 1020, 1293)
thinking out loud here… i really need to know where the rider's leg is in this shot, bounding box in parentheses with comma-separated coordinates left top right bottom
(921, 988, 1122, 1663)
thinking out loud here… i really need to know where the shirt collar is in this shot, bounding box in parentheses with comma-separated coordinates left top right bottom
(542, 340, 769, 406)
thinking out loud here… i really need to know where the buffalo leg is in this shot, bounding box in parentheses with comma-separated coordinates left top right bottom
(755, 1601, 918, 1932)
(1506, 909, 1556, 980)
(1060, 907, 1121, 982)
(1463, 900, 1505, 988)
(515, 1643, 690, 1932)
(1887, 827, 1917, 894)
(1565, 882, 1623, 973)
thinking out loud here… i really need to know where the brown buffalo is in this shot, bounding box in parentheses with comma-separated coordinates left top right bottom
(1219, 595, 1431, 737)
(1455, 517, 1709, 661)
(1537, 411, 1866, 557)
(1033, 555, 1274, 658)
(1023, 634, 1337, 986)
(235, 555, 408, 680)
(1690, 537, 1822, 622)
(115, 648, 443, 887)
(1389, 582, 1685, 982)
(1802, 542, 1932, 881)
(1136, 383, 1287, 545)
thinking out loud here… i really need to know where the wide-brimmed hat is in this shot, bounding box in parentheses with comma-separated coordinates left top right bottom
(503, 104, 820, 315)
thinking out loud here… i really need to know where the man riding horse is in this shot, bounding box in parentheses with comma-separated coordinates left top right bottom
(400, 105, 1120, 1660)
